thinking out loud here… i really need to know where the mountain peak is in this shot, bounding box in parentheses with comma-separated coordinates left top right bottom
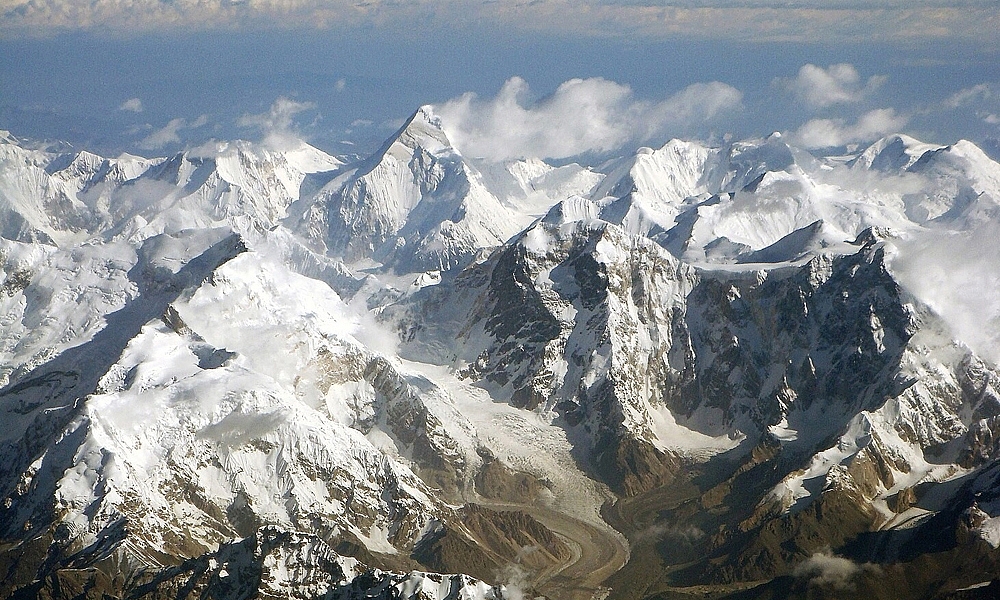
(391, 105, 453, 156)
(298, 104, 524, 273)
(850, 133, 942, 171)
(949, 138, 997, 164)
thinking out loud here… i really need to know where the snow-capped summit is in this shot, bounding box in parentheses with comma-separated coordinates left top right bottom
(849, 133, 943, 172)
(847, 136, 1000, 227)
(593, 139, 713, 207)
(392, 105, 453, 154)
(293, 106, 529, 273)
(590, 139, 714, 240)
(0, 136, 343, 247)
(570, 134, 880, 263)
(475, 156, 602, 218)
(706, 133, 804, 192)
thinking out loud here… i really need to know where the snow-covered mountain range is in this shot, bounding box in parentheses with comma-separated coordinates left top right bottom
(3, 109, 1000, 599)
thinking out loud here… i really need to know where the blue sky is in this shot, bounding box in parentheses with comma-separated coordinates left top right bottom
(2, 1, 999, 159)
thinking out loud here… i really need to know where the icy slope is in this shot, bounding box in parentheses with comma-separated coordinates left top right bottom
(0, 236, 138, 387)
(476, 156, 602, 218)
(0, 132, 595, 599)
(0, 139, 154, 244)
(900, 139, 1000, 227)
(107, 141, 341, 243)
(0, 231, 451, 590)
(0, 225, 581, 599)
(590, 140, 715, 240)
(849, 133, 943, 172)
(580, 134, 862, 262)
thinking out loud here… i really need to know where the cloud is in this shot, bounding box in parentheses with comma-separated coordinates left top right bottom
(139, 118, 185, 150)
(891, 224, 1000, 366)
(943, 83, 994, 109)
(347, 292, 400, 356)
(793, 551, 878, 590)
(4, 0, 997, 44)
(119, 98, 143, 113)
(434, 76, 742, 161)
(933, 83, 1000, 129)
(629, 522, 704, 547)
(777, 63, 885, 109)
(238, 96, 316, 150)
(493, 549, 537, 600)
(790, 108, 908, 148)
(138, 115, 209, 150)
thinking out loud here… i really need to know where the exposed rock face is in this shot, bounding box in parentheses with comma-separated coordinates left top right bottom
(2, 526, 506, 600)
(0, 229, 558, 600)
(414, 504, 572, 586)
(393, 188, 1000, 596)
(398, 219, 919, 497)
(474, 449, 547, 504)
(396, 213, 698, 495)
(960, 417, 1000, 468)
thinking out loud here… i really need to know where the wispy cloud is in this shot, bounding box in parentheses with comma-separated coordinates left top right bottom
(943, 83, 994, 109)
(435, 76, 741, 161)
(238, 96, 316, 150)
(790, 108, 908, 148)
(776, 64, 885, 109)
(119, 97, 143, 113)
(2, 0, 998, 45)
(138, 115, 208, 150)
(937, 83, 1000, 128)
(793, 551, 879, 590)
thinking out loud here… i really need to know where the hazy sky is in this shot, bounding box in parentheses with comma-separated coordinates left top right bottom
(2, 0, 999, 159)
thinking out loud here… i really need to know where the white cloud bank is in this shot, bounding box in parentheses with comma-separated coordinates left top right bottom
(791, 108, 908, 149)
(778, 63, 885, 108)
(435, 76, 742, 161)
(891, 225, 1000, 366)
(4, 0, 997, 44)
